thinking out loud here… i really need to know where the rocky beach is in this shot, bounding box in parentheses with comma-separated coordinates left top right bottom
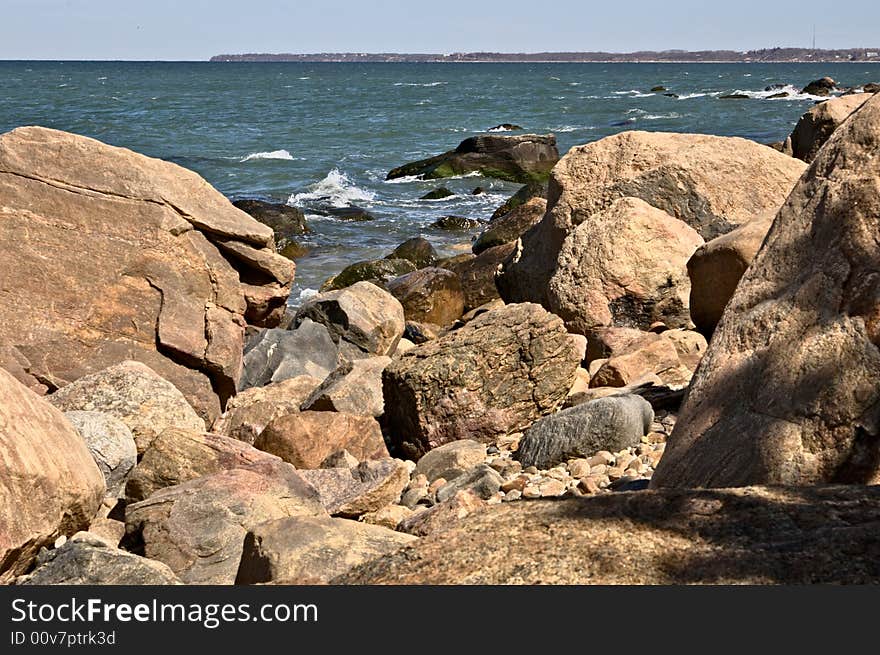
(2, 74, 880, 585)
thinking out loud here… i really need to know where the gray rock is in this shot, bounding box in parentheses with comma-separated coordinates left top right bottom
(16, 532, 182, 585)
(414, 440, 487, 483)
(300, 356, 391, 417)
(296, 459, 409, 518)
(436, 464, 503, 503)
(239, 319, 339, 390)
(516, 395, 654, 469)
(64, 411, 137, 498)
(386, 237, 438, 268)
(235, 516, 415, 584)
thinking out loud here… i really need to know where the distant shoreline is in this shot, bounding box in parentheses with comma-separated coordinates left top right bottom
(210, 48, 880, 64)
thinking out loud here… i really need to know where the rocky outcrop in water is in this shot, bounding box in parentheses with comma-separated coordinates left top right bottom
(387, 133, 559, 184)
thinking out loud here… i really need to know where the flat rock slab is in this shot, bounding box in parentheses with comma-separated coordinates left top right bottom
(235, 516, 416, 584)
(337, 485, 880, 584)
(126, 428, 281, 502)
(125, 460, 325, 585)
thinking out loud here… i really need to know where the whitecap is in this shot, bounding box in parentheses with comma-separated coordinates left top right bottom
(728, 84, 830, 101)
(298, 77, 310, 80)
(296, 288, 319, 303)
(241, 149, 295, 162)
(289, 169, 376, 207)
(394, 81, 447, 87)
(676, 92, 709, 99)
(383, 175, 423, 184)
(643, 112, 682, 120)
(488, 125, 514, 132)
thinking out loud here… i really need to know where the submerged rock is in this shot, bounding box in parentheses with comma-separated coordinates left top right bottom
(321, 258, 417, 291)
(387, 237, 438, 268)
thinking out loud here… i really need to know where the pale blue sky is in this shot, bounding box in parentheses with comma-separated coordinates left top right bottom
(2, 0, 877, 60)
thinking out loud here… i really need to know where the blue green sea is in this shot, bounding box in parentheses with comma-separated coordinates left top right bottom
(1, 61, 877, 298)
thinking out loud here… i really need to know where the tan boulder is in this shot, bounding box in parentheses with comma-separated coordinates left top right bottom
(382, 302, 582, 458)
(653, 93, 880, 489)
(297, 459, 410, 518)
(547, 197, 704, 336)
(294, 281, 405, 356)
(497, 130, 807, 307)
(789, 93, 872, 163)
(300, 357, 391, 417)
(0, 127, 294, 421)
(125, 460, 325, 584)
(212, 375, 321, 444)
(235, 516, 415, 585)
(48, 360, 205, 454)
(255, 411, 389, 469)
(0, 368, 105, 582)
(687, 212, 775, 335)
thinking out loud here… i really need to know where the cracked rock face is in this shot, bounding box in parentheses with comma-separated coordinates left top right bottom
(653, 93, 880, 489)
(0, 127, 294, 421)
(382, 302, 582, 458)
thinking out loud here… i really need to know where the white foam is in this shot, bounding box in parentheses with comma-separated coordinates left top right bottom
(676, 92, 709, 99)
(612, 90, 656, 98)
(394, 81, 447, 87)
(488, 125, 514, 132)
(728, 84, 830, 101)
(241, 149, 295, 162)
(289, 168, 376, 207)
(297, 288, 319, 303)
(643, 112, 682, 120)
(383, 175, 423, 184)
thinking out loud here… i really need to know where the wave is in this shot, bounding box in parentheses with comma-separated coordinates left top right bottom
(727, 84, 830, 101)
(382, 175, 423, 184)
(289, 168, 376, 208)
(394, 81, 447, 87)
(241, 149, 295, 162)
(612, 90, 656, 98)
(549, 125, 595, 133)
(488, 125, 515, 132)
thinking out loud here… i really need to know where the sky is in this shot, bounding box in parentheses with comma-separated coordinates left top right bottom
(1, 0, 878, 60)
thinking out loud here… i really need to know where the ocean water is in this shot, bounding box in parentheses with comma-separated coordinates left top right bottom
(1, 61, 878, 300)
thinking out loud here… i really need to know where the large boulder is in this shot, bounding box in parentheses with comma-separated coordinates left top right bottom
(16, 532, 182, 585)
(386, 268, 465, 327)
(652, 94, 880, 489)
(447, 242, 516, 311)
(801, 76, 837, 96)
(387, 134, 559, 184)
(48, 360, 205, 454)
(300, 357, 391, 417)
(232, 198, 311, 241)
(383, 303, 582, 458)
(0, 127, 294, 421)
(516, 395, 653, 469)
(0, 369, 105, 582)
(294, 282, 405, 356)
(336, 485, 880, 584)
(125, 460, 325, 584)
(126, 428, 280, 502)
(473, 197, 547, 254)
(547, 197, 704, 336)
(64, 411, 137, 499)
(789, 93, 871, 163)
(687, 212, 775, 335)
(235, 516, 415, 585)
(255, 411, 388, 469)
(239, 320, 339, 390)
(497, 131, 807, 307)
